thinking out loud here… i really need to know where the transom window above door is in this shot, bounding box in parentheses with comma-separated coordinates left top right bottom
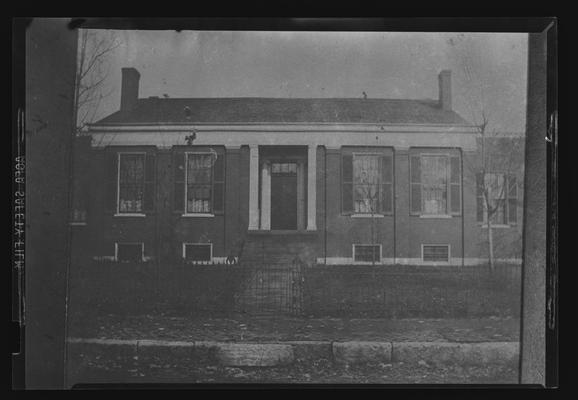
(271, 162, 297, 174)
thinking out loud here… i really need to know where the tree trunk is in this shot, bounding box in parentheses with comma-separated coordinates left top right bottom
(487, 218, 495, 272)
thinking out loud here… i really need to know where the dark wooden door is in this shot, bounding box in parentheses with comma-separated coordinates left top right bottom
(271, 171, 298, 230)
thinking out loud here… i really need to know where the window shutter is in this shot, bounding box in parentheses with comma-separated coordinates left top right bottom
(476, 173, 484, 223)
(507, 174, 518, 225)
(450, 155, 461, 215)
(341, 154, 353, 214)
(105, 151, 118, 213)
(410, 155, 421, 214)
(173, 152, 185, 213)
(144, 153, 156, 213)
(212, 152, 225, 215)
(379, 154, 393, 214)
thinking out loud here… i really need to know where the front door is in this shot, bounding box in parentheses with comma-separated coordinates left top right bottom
(270, 162, 298, 230)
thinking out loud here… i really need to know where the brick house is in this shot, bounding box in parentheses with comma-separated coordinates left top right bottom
(69, 67, 523, 268)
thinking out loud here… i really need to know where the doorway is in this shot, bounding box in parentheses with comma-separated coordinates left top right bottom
(270, 162, 298, 230)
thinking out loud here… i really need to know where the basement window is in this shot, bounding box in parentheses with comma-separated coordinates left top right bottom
(183, 243, 213, 263)
(115, 242, 144, 263)
(422, 244, 450, 263)
(353, 244, 382, 263)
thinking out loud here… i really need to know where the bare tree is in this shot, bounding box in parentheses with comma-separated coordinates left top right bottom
(474, 127, 524, 271)
(73, 29, 121, 134)
(447, 34, 524, 271)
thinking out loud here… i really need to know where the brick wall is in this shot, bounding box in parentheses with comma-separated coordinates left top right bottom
(70, 141, 523, 266)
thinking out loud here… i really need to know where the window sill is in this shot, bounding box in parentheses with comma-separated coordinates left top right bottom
(350, 213, 386, 218)
(418, 214, 453, 219)
(352, 261, 385, 265)
(69, 222, 87, 226)
(114, 213, 146, 217)
(479, 224, 513, 229)
(181, 213, 215, 218)
(183, 260, 214, 265)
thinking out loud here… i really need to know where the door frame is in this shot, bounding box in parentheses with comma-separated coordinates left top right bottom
(262, 158, 306, 231)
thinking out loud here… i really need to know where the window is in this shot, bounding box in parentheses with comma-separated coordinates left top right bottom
(69, 209, 87, 224)
(187, 153, 213, 213)
(410, 152, 461, 216)
(116, 242, 144, 262)
(173, 150, 224, 215)
(183, 243, 212, 263)
(118, 153, 145, 213)
(106, 151, 155, 215)
(342, 151, 393, 215)
(422, 244, 450, 263)
(476, 173, 518, 225)
(353, 244, 382, 263)
(271, 162, 297, 174)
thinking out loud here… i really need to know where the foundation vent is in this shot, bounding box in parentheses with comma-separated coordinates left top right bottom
(422, 244, 450, 263)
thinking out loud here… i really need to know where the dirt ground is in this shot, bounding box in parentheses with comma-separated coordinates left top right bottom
(70, 358, 519, 386)
(68, 313, 520, 343)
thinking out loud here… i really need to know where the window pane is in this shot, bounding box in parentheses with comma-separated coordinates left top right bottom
(354, 184, 378, 213)
(187, 154, 213, 183)
(488, 199, 506, 225)
(423, 185, 447, 214)
(354, 155, 379, 184)
(187, 185, 211, 213)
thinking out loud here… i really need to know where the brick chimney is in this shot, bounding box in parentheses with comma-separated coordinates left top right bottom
(438, 70, 452, 111)
(120, 67, 140, 112)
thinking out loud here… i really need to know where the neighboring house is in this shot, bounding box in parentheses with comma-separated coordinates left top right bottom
(69, 67, 523, 267)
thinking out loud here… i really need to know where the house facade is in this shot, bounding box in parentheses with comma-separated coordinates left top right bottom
(69, 67, 523, 268)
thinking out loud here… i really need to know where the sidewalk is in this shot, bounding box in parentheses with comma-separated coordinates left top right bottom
(66, 314, 520, 385)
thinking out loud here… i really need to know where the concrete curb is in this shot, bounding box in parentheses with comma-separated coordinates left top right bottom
(67, 338, 519, 367)
(392, 341, 519, 366)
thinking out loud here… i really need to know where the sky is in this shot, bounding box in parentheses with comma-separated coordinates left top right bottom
(84, 30, 528, 133)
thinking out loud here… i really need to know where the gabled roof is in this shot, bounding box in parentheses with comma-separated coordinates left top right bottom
(93, 97, 471, 126)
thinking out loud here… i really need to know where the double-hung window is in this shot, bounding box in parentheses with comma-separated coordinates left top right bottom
(173, 149, 225, 215)
(342, 150, 393, 215)
(118, 153, 145, 213)
(476, 172, 518, 225)
(410, 152, 461, 216)
(186, 153, 213, 213)
(105, 151, 156, 215)
(353, 155, 380, 213)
